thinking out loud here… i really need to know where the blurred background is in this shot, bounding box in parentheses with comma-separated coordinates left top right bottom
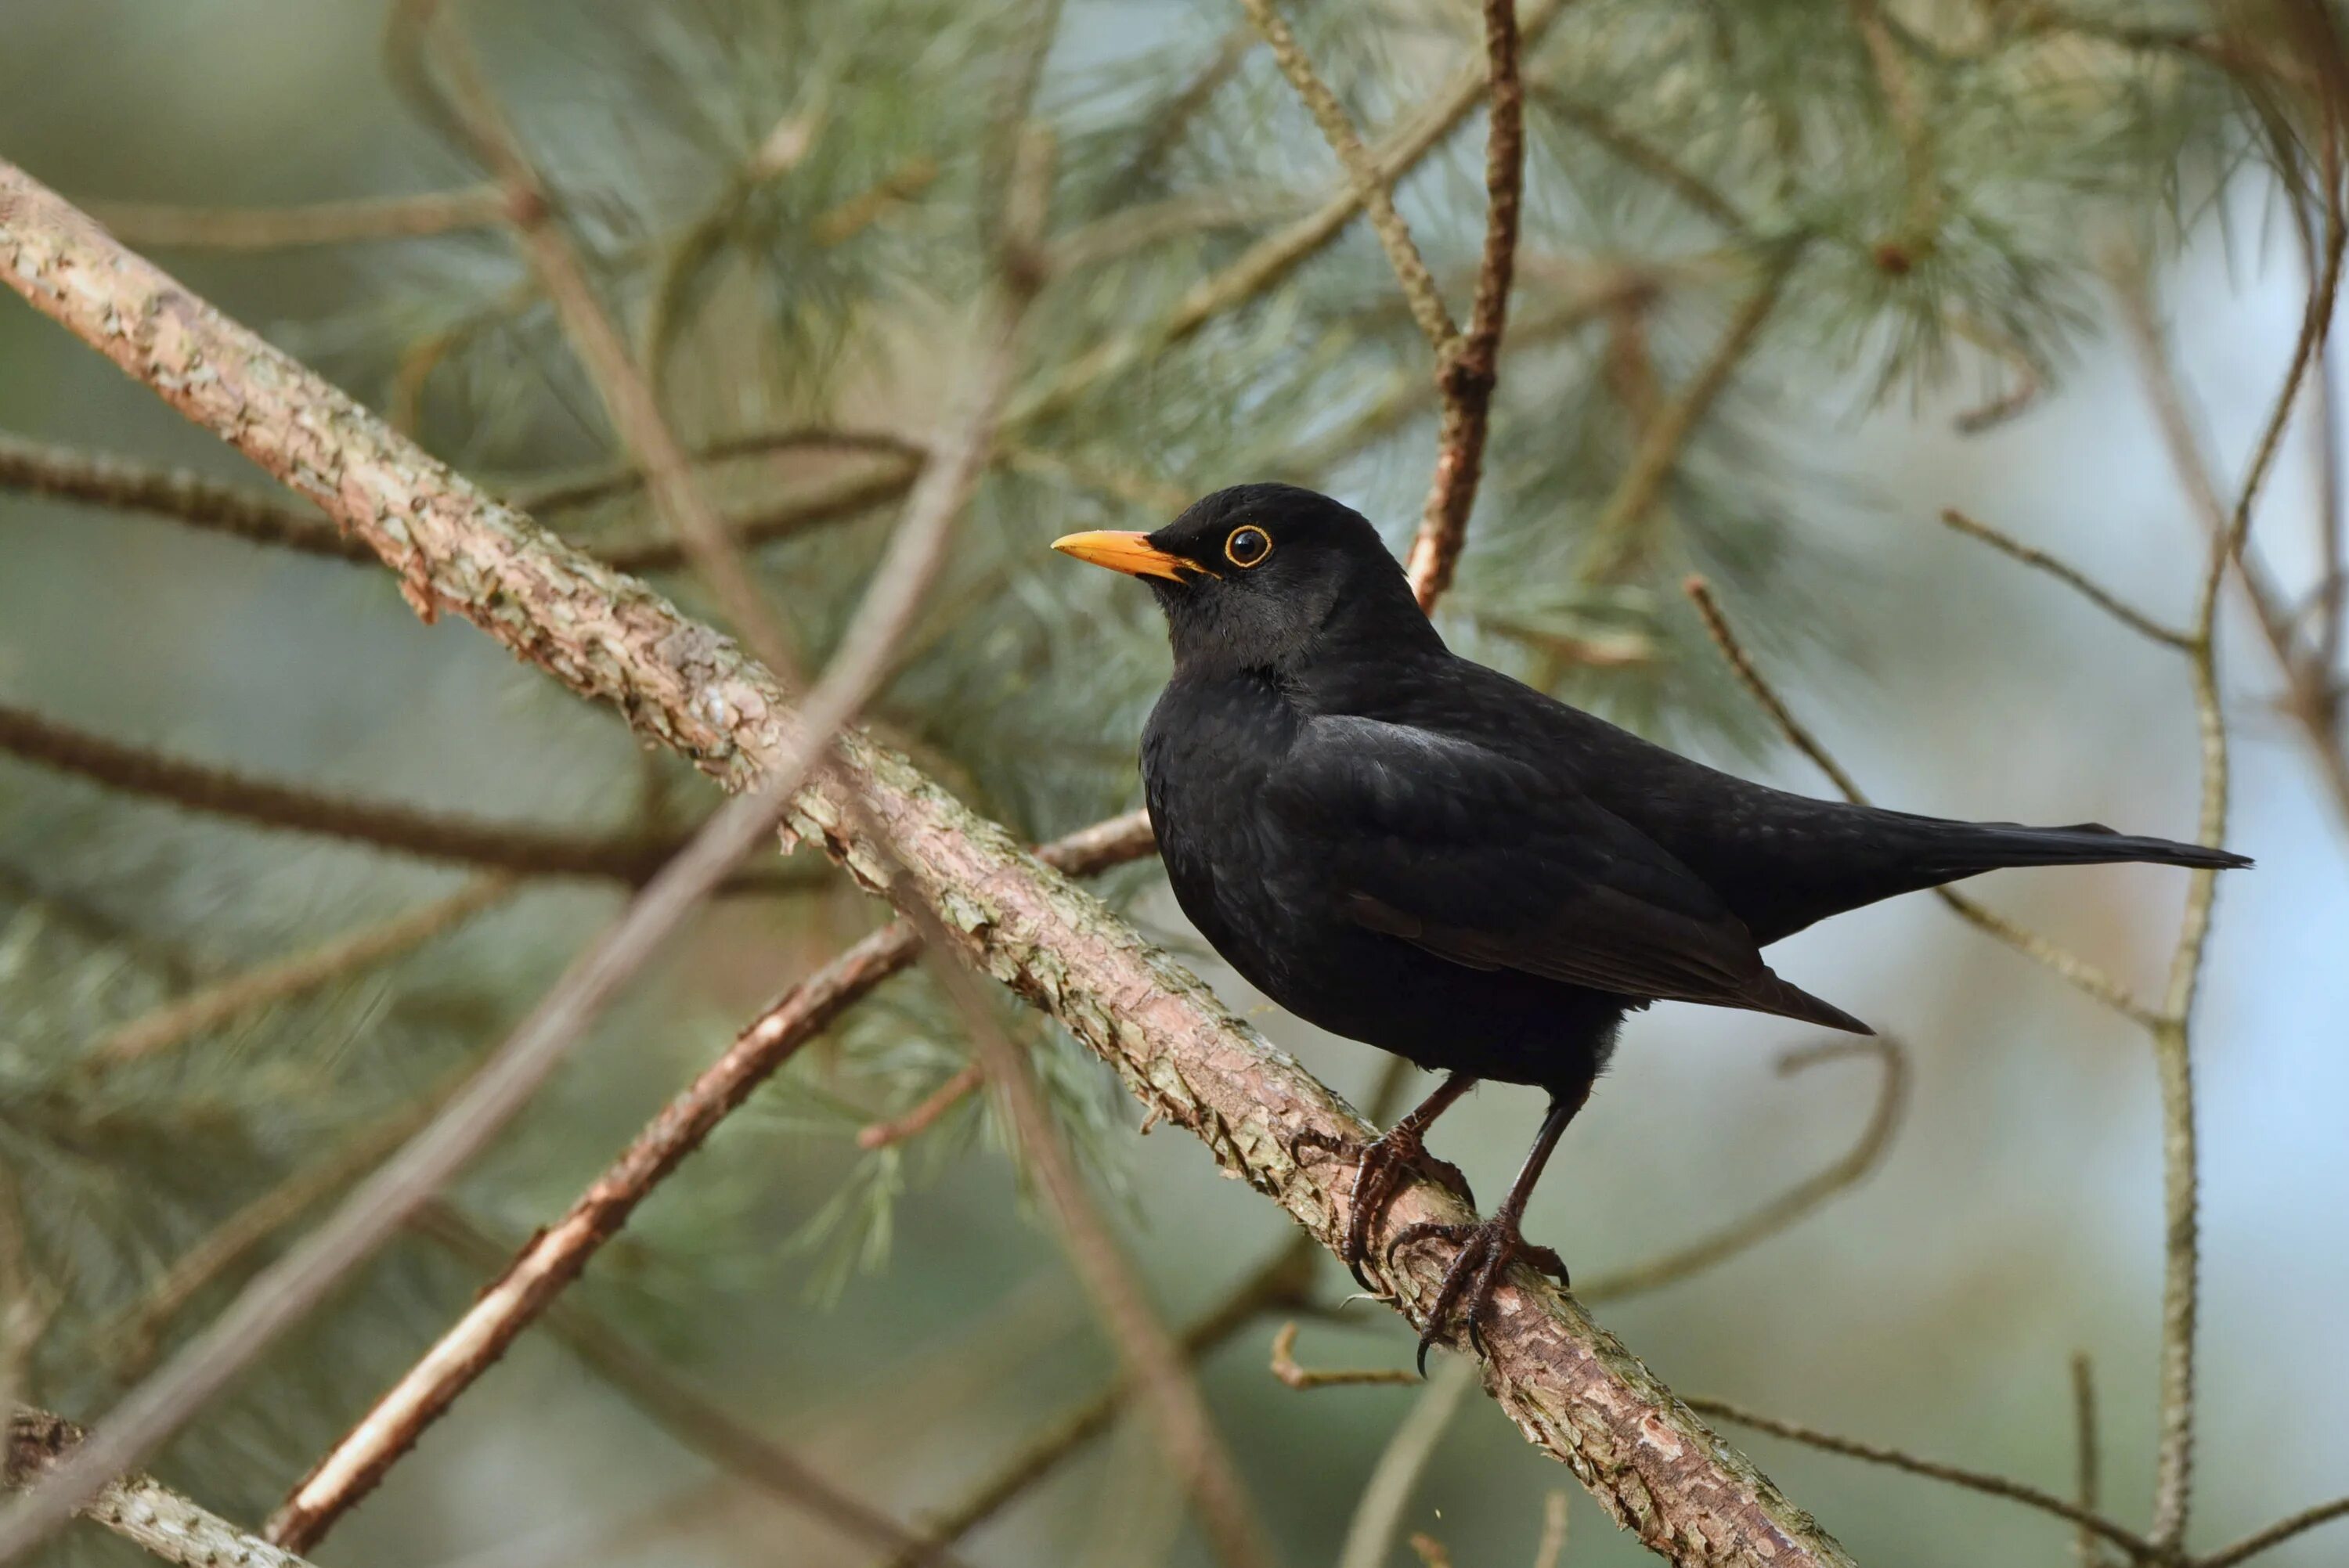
(2, 2, 2345, 1565)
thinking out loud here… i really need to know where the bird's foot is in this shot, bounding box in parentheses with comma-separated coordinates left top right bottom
(1291, 1126, 1474, 1292)
(1387, 1217, 1569, 1375)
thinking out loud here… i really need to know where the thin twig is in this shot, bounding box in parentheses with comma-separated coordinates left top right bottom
(0, 702, 803, 892)
(1532, 87, 1748, 234)
(1405, 0, 1527, 609)
(85, 187, 508, 250)
(1684, 1398, 2152, 1558)
(1334, 1354, 1481, 1568)
(0, 428, 913, 571)
(1267, 1321, 1420, 1390)
(857, 1061, 984, 1149)
(2070, 1353, 2102, 1568)
(1572, 1036, 1906, 1303)
(1682, 576, 2159, 1025)
(6, 1409, 322, 1568)
(2195, 1496, 2349, 1568)
(1233, 0, 1458, 351)
(85, 875, 516, 1072)
(1939, 509, 2192, 649)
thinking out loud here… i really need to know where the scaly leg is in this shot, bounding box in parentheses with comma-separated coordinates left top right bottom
(1388, 1080, 1588, 1374)
(1293, 1072, 1477, 1289)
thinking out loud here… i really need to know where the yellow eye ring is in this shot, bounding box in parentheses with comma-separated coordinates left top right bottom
(1225, 525, 1272, 568)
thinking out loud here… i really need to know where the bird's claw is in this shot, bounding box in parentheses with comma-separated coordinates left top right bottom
(1387, 1217, 1570, 1375)
(1293, 1126, 1474, 1292)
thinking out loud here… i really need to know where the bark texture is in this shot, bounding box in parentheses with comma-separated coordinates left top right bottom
(6, 1409, 318, 1568)
(0, 158, 1850, 1568)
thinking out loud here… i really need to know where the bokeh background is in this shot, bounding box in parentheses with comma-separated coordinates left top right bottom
(2, 2, 2344, 1566)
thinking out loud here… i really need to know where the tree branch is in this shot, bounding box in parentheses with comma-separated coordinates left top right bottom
(1233, 0, 1459, 352)
(84, 187, 509, 250)
(2195, 1496, 2349, 1568)
(1406, 0, 1527, 610)
(0, 157, 1849, 1568)
(1938, 508, 2192, 649)
(6, 1408, 320, 1568)
(0, 701, 804, 892)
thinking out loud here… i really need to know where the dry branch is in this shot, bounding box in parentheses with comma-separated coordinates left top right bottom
(1406, 0, 1527, 609)
(0, 157, 1849, 1568)
(0, 701, 803, 892)
(85, 188, 508, 250)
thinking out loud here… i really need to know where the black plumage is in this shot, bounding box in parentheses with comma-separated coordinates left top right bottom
(1054, 483, 2247, 1366)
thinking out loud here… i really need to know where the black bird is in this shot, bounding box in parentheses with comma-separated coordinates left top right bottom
(1053, 483, 2247, 1368)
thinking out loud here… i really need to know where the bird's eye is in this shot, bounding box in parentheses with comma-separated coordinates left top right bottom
(1224, 525, 1272, 568)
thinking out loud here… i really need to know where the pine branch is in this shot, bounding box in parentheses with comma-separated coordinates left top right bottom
(2070, 1354, 2104, 1568)
(857, 1061, 983, 1148)
(1407, 0, 1527, 609)
(0, 430, 912, 575)
(1235, 0, 1458, 351)
(0, 157, 1851, 1568)
(1023, 0, 1571, 418)
(5, 1408, 320, 1568)
(83, 187, 508, 250)
(0, 155, 1017, 1559)
(393, 0, 807, 682)
(0, 701, 806, 892)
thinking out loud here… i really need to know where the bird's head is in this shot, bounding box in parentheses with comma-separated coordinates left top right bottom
(1052, 483, 1438, 675)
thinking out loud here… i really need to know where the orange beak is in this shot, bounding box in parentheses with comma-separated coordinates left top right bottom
(1050, 530, 1205, 583)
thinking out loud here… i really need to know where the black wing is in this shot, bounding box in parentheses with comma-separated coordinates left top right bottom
(1265, 715, 1870, 1033)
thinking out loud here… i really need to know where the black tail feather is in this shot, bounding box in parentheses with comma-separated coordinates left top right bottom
(1936, 819, 2251, 875)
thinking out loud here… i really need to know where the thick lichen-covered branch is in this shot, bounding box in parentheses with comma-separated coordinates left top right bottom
(2, 157, 1848, 1568)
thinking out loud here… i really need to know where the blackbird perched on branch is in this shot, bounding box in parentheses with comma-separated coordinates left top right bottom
(1053, 483, 2248, 1370)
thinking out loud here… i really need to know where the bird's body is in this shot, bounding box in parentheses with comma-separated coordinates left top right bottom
(1057, 484, 2246, 1364)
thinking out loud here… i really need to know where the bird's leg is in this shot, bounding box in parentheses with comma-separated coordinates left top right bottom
(1293, 1072, 1477, 1290)
(1387, 1082, 1586, 1375)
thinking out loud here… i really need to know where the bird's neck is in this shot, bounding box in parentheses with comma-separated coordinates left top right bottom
(1165, 569, 1446, 687)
